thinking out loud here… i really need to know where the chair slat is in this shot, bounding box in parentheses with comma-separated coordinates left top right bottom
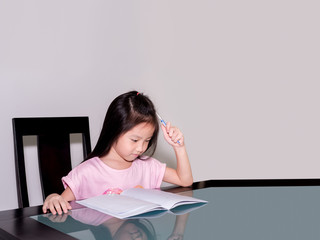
(12, 117, 92, 208)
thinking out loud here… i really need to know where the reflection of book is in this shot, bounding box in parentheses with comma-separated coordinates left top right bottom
(128, 201, 207, 219)
(77, 188, 208, 219)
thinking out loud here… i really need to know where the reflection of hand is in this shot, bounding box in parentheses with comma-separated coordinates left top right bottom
(168, 213, 189, 240)
(167, 233, 184, 240)
(43, 212, 71, 223)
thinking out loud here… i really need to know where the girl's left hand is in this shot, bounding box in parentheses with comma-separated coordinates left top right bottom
(161, 122, 184, 147)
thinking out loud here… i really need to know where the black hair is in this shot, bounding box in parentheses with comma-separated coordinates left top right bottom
(85, 90, 159, 160)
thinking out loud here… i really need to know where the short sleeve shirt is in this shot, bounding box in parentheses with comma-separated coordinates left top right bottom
(62, 157, 166, 200)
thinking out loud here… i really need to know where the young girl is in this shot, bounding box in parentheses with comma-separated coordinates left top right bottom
(43, 90, 193, 215)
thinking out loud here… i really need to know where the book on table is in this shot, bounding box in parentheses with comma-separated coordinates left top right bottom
(76, 188, 208, 219)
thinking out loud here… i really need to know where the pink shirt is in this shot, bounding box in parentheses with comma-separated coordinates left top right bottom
(62, 157, 166, 200)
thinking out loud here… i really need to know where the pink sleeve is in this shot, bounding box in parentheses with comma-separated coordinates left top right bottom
(148, 158, 166, 188)
(62, 171, 79, 199)
(61, 161, 89, 199)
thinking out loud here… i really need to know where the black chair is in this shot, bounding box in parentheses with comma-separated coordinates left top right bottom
(12, 117, 92, 208)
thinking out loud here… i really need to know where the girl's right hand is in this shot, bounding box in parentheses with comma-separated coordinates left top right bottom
(160, 122, 185, 148)
(42, 193, 72, 215)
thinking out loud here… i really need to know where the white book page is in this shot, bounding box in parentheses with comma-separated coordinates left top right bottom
(122, 188, 207, 210)
(77, 194, 161, 218)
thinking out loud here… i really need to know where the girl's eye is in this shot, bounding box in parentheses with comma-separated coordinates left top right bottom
(145, 139, 151, 143)
(131, 139, 138, 142)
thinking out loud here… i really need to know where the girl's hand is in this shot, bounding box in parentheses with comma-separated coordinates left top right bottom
(161, 122, 184, 147)
(42, 193, 72, 215)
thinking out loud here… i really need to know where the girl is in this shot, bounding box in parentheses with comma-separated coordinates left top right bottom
(43, 90, 193, 215)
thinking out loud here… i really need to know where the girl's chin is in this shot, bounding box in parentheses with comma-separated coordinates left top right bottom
(124, 156, 139, 162)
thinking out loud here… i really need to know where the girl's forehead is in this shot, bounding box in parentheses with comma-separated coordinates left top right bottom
(126, 122, 155, 136)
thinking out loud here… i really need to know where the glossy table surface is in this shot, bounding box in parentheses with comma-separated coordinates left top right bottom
(1, 179, 320, 240)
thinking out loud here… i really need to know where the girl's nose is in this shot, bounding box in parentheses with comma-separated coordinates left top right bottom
(136, 144, 143, 152)
(136, 142, 146, 153)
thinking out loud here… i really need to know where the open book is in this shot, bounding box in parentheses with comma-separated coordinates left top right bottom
(76, 188, 208, 219)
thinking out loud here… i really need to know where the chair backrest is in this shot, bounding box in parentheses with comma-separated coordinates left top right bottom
(12, 117, 92, 208)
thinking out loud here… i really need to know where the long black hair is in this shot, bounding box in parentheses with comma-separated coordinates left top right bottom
(85, 90, 159, 160)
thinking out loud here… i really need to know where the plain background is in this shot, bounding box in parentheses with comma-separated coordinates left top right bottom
(0, 0, 319, 211)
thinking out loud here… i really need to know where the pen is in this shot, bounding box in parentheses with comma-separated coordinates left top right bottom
(156, 113, 181, 144)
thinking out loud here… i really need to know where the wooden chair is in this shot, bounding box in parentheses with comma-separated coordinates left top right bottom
(12, 117, 92, 208)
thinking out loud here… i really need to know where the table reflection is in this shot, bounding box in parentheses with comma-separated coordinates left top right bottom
(33, 190, 205, 240)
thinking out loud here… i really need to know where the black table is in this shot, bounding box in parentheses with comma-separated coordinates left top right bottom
(1, 179, 320, 240)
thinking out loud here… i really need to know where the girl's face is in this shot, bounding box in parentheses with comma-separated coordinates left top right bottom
(112, 122, 155, 162)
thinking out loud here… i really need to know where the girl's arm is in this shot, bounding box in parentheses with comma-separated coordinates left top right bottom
(42, 187, 75, 215)
(161, 122, 193, 187)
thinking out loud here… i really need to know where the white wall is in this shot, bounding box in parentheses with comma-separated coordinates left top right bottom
(1, 1, 319, 210)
